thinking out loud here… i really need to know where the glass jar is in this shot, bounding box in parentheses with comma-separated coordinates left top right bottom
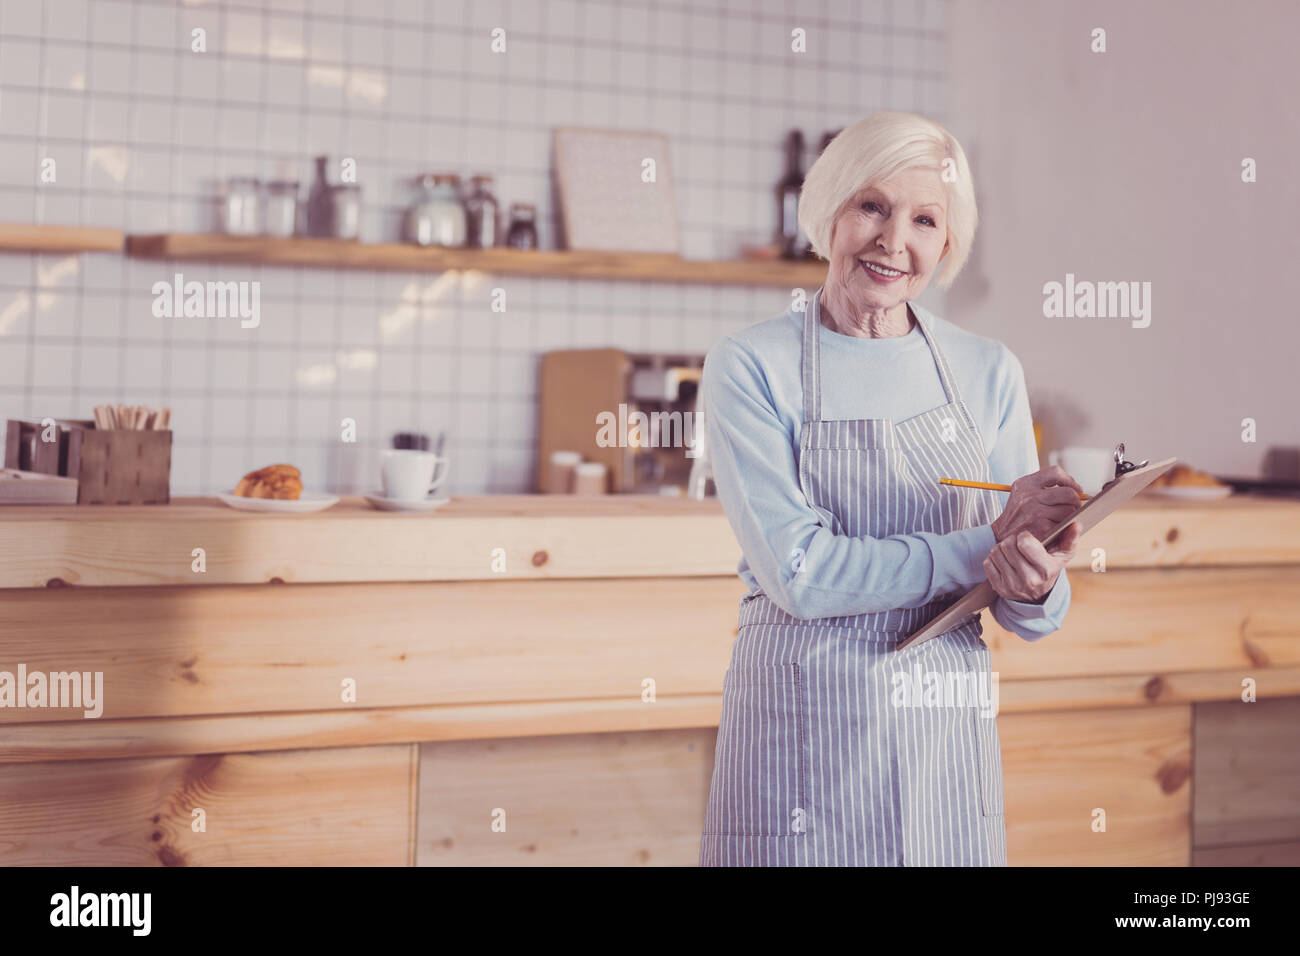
(330, 183, 362, 240)
(222, 177, 261, 235)
(263, 180, 298, 237)
(505, 203, 537, 250)
(406, 173, 466, 247)
(464, 174, 500, 248)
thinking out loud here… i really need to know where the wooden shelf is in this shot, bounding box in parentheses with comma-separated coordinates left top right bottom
(0, 223, 124, 254)
(126, 233, 827, 287)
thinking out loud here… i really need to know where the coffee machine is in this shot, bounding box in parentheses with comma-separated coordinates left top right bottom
(537, 348, 709, 495)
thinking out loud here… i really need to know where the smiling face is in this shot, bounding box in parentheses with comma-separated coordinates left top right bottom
(826, 166, 951, 320)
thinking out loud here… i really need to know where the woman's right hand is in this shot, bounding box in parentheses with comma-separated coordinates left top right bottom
(991, 465, 1084, 543)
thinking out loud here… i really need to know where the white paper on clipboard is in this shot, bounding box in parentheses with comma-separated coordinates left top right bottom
(895, 457, 1180, 651)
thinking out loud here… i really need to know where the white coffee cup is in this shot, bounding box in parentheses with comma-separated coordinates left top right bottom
(382, 450, 447, 501)
(1048, 446, 1114, 496)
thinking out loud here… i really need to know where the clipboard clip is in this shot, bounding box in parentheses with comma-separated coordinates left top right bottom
(1103, 442, 1149, 491)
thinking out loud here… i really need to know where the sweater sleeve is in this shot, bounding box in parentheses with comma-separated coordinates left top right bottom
(703, 335, 997, 621)
(984, 346, 1072, 641)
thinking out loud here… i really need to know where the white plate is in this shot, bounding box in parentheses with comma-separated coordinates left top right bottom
(363, 493, 451, 512)
(1149, 485, 1232, 500)
(217, 491, 341, 512)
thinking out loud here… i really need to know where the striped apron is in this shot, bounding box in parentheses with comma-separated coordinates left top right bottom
(699, 287, 1008, 867)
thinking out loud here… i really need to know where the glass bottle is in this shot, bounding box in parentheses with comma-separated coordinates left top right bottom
(464, 174, 500, 248)
(305, 156, 333, 237)
(505, 203, 537, 249)
(776, 129, 806, 259)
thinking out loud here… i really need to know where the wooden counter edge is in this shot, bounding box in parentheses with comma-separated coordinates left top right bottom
(4, 666, 1295, 763)
(3, 493, 1299, 589)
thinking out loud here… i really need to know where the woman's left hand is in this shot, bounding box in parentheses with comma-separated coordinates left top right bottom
(983, 521, 1081, 603)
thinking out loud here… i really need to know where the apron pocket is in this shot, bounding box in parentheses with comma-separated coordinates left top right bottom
(703, 662, 809, 838)
(965, 647, 1005, 817)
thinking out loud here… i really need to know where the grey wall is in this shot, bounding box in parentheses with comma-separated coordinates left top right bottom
(946, 0, 1300, 479)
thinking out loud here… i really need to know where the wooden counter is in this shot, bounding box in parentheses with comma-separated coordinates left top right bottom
(1, 493, 1297, 866)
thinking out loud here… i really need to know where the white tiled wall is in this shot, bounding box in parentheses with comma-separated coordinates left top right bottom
(0, 0, 948, 494)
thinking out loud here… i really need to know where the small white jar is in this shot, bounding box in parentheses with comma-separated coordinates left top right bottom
(547, 450, 582, 494)
(572, 462, 608, 496)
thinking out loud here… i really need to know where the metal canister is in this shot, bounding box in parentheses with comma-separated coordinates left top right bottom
(263, 180, 299, 237)
(330, 183, 361, 240)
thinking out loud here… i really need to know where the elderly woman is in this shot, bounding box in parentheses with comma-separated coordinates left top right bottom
(698, 111, 1084, 867)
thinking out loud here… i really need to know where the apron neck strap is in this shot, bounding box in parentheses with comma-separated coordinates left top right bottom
(912, 304, 961, 406)
(802, 287, 824, 422)
(801, 286, 961, 424)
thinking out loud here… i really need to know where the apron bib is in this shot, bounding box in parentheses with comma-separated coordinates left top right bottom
(699, 287, 1008, 867)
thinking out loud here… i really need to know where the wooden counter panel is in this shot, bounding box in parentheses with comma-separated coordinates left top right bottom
(417, 729, 714, 866)
(1002, 705, 1191, 866)
(0, 577, 741, 723)
(1072, 495, 1300, 567)
(6, 669, 1293, 763)
(992, 667, 1300, 712)
(414, 706, 1192, 867)
(0, 743, 414, 866)
(0, 695, 729, 763)
(0, 496, 741, 589)
(3, 567, 1295, 729)
(2, 493, 1297, 590)
(984, 565, 1300, 679)
(1193, 841, 1300, 866)
(1193, 697, 1300, 849)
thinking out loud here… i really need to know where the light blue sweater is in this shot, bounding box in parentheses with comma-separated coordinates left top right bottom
(702, 300, 1070, 641)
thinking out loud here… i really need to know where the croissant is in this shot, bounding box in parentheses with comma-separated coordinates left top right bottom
(1151, 464, 1225, 488)
(233, 464, 303, 500)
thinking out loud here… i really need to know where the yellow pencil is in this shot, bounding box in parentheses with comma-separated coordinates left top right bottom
(939, 477, 1091, 500)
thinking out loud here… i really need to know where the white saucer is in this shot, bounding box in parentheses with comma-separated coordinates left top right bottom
(1149, 485, 1232, 500)
(364, 492, 451, 512)
(217, 491, 341, 513)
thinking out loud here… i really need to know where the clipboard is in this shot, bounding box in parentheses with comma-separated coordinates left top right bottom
(896, 452, 1180, 651)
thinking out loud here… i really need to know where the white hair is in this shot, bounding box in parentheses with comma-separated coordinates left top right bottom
(798, 110, 978, 290)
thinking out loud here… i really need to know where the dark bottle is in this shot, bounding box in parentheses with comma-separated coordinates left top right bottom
(305, 156, 333, 237)
(776, 130, 807, 260)
(505, 203, 538, 249)
(802, 131, 840, 259)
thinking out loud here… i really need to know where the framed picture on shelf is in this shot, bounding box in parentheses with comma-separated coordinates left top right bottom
(552, 126, 681, 255)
